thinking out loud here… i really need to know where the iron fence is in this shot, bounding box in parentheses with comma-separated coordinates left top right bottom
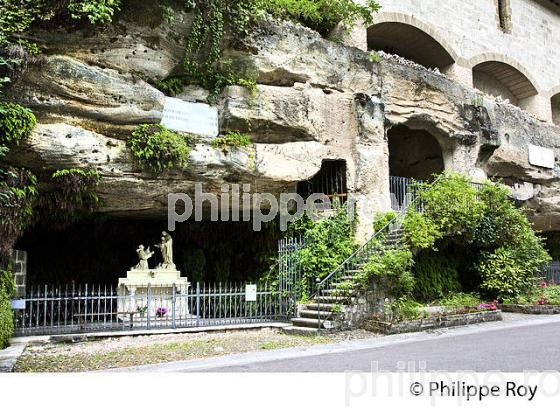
(13, 281, 286, 336)
(541, 261, 560, 284)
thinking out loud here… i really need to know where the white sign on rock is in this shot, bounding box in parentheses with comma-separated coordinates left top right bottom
(161, 97, 219, 137)
(245, 284, 257, 302)
(528, 144, 555, 169)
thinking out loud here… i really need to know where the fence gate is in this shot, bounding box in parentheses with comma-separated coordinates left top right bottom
(277, 237, 306, 317)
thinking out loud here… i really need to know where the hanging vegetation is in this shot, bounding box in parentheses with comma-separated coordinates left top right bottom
(128, 124, 193, 173)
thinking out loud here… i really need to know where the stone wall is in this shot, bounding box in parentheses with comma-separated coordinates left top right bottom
(11, 251, 27, 298)
(347, 0, 560, 121)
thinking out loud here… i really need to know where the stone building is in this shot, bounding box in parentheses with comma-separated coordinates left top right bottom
(7, 0, 560, 283)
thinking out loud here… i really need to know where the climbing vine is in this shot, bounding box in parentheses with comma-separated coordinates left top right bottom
(183, 0, 380, 95)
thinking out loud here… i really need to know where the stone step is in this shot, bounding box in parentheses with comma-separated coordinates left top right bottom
(321, 288, 356, 295)
(299, 309, 336, 319)
(315, 295, 354, 304)
(305, 302, 341, 311)
(282, 326, 321, 336)
(291, 317, 335, 329)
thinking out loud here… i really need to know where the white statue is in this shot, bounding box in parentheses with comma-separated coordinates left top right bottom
(155, 231, 175, 270)
(133, 245, 154, 270)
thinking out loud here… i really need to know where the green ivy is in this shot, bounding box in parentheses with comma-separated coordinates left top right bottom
(287, 206, 355, 301)
(412, 251, 461, 302)
(183, 0, 380, 95)
(211, 131, 252, 151)
(128, 124, 193, 173)
(0, 102, 37, 145)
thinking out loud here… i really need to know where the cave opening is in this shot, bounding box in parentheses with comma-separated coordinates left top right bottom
(388, 124, 445, 181)
(297, 160, 348, 203)
(16, 216, 281, 286)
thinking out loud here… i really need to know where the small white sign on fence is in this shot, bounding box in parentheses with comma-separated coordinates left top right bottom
(245, 284, 257, 302)
(161, 97, 219, 137)
(528, 144, 555, 169)
(11, 299, 26, 310)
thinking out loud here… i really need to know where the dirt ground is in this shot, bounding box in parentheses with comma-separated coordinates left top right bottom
(15, 328, 378, 372)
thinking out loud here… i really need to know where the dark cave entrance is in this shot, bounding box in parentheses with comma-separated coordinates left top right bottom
(16, 216, 281, 286)
(388, 124, 445, 181)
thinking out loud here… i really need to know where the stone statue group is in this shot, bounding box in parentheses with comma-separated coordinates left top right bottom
(133, 231, 176, 271)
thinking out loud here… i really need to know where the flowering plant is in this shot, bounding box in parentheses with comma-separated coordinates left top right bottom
(477, 302, 497, 311)
(156, 307, 168, 317)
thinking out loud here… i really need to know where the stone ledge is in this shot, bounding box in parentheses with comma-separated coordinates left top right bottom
(499, 304, 560, 314)
(362, 310, 503, 335)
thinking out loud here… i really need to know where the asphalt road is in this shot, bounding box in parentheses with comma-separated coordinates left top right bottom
(194, 320, 560, 372)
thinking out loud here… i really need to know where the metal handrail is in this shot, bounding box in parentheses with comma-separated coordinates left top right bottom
(314, 174, 445, 296)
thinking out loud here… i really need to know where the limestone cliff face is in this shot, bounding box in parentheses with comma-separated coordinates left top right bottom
(5, 5, 560, 234)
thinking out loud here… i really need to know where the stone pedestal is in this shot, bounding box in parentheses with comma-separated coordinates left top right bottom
(117, 269, 190, 324)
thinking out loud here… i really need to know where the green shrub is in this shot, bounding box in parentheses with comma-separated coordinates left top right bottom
(128, 124, 192, 173)
(359, 248, 414, 298)
(0, 102, 36, 145)
(413, 251, 461, 301)
(435, 292, 481, 308)
(0, 286, 13, 349)
(387, 298, 424, 322)
(478, 244, 549, 300)
(67, 0, 121, 24)
(399, 172, 550, 300)
(211, 131, 252, 151)
(372, 211, 396, 233)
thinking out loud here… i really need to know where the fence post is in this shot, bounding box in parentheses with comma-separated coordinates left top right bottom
(196, 282, 200, 327)
(147, 283, 151, 329)
(316, 278, 321, 331)
(172, 283, 176, 329)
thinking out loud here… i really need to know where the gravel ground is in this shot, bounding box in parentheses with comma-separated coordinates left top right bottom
(14, 328, 378, 372)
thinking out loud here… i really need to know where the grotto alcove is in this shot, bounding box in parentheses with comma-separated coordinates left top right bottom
(388, 124, 446, 181)
(15, 216, 281, 286)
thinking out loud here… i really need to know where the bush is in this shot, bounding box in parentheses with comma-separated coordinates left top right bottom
(0, 286, 13, 349)
(0, 102, 36, 145)
(128, 124, 192, 173)
(360, 248, 414, 297)
(211, 131, 252, 151)
(387, 298, 424, 322)
(434, 292, 481, 308)
(413, 251, 461, 301)
(400, 172, 550, 301)
(265, 0, 381, 36)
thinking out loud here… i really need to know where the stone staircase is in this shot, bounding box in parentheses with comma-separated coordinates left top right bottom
(283, 227, 404, 335)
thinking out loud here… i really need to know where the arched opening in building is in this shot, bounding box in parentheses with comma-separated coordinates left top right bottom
(552, 93, 560, 126)
(472, 61, 538, 108)
(367, 22, 455, 70)
(388, 124, 445, 181)
(297, 160, 348, 204)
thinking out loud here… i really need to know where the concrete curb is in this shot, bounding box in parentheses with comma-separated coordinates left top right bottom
(0, 340, 27, 373)
(11, 322, 291, 346)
